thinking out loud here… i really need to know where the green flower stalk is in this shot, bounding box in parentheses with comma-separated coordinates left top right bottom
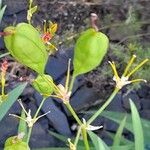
(87, 55, 149, 125)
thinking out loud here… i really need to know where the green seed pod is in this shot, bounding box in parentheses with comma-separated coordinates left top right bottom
(73, 28, 109, 76)
(4, 23, 48, 74)
(32, 74, 54, 96)
(4, 136, 30, 150)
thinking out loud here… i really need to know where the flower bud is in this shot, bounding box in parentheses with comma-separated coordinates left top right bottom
(32, 74, 54, 96)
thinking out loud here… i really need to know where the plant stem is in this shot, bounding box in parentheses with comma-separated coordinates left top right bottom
(34, 97, 46, 119)
(81, 126, 90, 150)
(65, 102, 90, 149)
(74, 127, 81, 146)
(69, 74, 76, 91)
(26, 97, 46, 144)
(65, 102, 82, 125)
(87, 88, 119, 125)
(26, 127, 32, 144)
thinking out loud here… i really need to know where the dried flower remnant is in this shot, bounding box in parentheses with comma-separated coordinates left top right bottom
(0, 60, 8, 102)
(109, 55, 149, 90)
(9, 100, 50, 128)
(27, 0, 37, 24)
(41, 20, 58, 54)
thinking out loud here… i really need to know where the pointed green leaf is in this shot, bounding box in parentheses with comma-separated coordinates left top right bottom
(112, 115, 127, 148)
(129, 99, 144, 150)
(0, 52, 10, 59)
(0, 5, 6, 23)
(85, 110, 150, 145)
(48, 130, 67, 142)
(0, 82, 27, 121)
(88, 131, 110, 150)
(106, 131, 133, 145)
(110, 144, 134, 150)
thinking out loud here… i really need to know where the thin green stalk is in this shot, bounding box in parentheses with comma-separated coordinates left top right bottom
(74, 127, 81, 146)
(26, 97, 46, 144)
(0, 52, 10, 59)
(34, 97, 46, 119)
(87, 88, 119, 125)
(65, 102, 90, 149)
(65, 102, 82, 125)
(81, 126, 90, 150)
(69, 74, 76, 91)
(26, 127, 32, 144)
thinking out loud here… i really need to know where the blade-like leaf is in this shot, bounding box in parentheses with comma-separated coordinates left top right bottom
(112, 115, 127, 148)
(0, 0, 2, 9)
(18, 110, 27, 142)
(106, 131, 133, 145)
(48, 130, 94, 149)
(100, 110, 150, 144)
(88, 131, 110, 150)
(0, 52, 10, 59)
(33, 147, 96, 150)
(0, 82, 27, 121)
(32, 148, 68, 150)
(0, 5, 6, 23)
(48, 130, 67, 142)
(110, 144, 134, 150)
(129, 99, 144, 150)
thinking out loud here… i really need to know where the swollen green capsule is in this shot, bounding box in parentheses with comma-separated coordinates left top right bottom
(73, 28, 109, 76)
(4, 136, 30, 150)
(4, 23, 48, 74)
(32, 74, 54, 96)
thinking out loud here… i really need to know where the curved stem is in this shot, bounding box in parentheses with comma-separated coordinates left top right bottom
(65, 102, 82, 125)
(87, 88, 119, 125)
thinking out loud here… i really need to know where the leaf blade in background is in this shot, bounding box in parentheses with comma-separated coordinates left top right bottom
(0, 5, 6, 23)
(0, 82, 27, 121)
(110, 144, 134, 150)
(48, 130, 94, 149)
(106, 131, 133, 145)
(129, 99, 144, 150)
(112, 115, 127, 148)
(88, 131, 110, 150)
(100, 110, 150, 144)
